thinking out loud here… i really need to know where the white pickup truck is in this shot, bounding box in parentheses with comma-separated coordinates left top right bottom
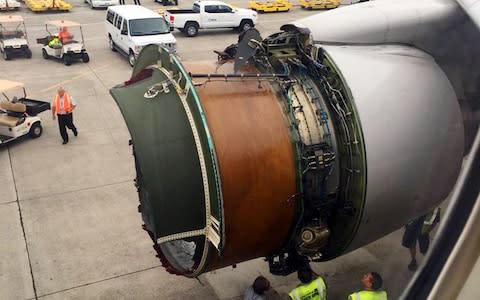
(164, 0, 258, 37)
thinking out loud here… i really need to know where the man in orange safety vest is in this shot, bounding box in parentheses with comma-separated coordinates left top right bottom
(52, 86, 78, 144)
(58, 27, 72, 44)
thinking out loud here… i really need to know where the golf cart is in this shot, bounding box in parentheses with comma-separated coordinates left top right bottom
(37, 20, 90, 66)
(0, 15, 32, 60)
(0, 80, 50, 145)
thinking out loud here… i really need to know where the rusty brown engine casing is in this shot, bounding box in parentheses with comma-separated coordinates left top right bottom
(189, 62, 297, 270)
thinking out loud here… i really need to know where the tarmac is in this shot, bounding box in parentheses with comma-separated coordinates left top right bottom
(1, 1, 424, 299)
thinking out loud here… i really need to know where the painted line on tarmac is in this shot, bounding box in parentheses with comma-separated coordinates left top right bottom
(35, 63, 113, 95)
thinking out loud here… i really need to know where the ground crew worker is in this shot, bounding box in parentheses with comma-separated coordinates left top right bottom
(51, 87, 78, 144)
(348, 272, 387, 300)
(58, 27, 72, 44)
(48, 35, 62, 48)
(244, 276, 270, 300)
(289, 267, 327, 300)
(401, 208, 440, 271)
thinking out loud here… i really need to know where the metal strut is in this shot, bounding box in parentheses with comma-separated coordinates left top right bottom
(188, 73, 290, 79)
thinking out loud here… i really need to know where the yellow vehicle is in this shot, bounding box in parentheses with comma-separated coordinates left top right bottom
(299, 0, 339, 10)
(248, 0, 292, 13)
(25, 0, 72, 12)
(156, 6, 178, 16)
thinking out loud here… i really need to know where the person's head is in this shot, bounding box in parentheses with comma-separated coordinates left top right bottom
(298, 267, 313, 284)
(61, 27, 69, 32)
(252, 276, 270, 295)
(361, 272, 383, 291)
(57, 87, 65, 97)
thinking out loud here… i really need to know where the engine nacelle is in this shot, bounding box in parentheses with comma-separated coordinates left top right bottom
(110, 0, 470, 277)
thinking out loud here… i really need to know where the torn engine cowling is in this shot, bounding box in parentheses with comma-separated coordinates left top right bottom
(110, 26, 463, 276)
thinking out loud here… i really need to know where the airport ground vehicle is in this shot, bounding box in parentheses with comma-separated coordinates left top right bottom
(37, 20, 90, 66)
(85, 0, 118, 9)
(0, 80, 50, 145)
(0, 15, 32, 60)
(24, 0, 72, 12)
(299, 0, 339, 9)
(0, 0, 21, 11)
(164, 0, 258, 37)
(248, 0, 292, 13)
(106, 5, 176, 67)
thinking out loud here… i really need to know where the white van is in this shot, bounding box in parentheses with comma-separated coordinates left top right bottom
(105, 5, 177, 66)
(86, 0, 118, 9)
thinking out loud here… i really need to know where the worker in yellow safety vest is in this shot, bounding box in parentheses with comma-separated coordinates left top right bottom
(289, 267, 327, 300)
(348, 272, 387, 300)
(48, 35, 62, 49)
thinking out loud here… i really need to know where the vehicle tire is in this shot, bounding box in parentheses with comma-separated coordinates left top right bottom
(82, 53, 90, 63)
(109, 36, 117, 52)
(63, 55, 72, 66)
(25, 48, 32, 59)
(42, 48, 49, 59)
(3, 50, 10, 60)
(128, 51, 136, 67)
(239, 19, 254, 32)
(29, 122, 43, 138)
(184, 22, 199, 37)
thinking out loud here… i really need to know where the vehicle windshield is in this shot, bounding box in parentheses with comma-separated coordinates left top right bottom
(129, 18, 170, 36)
(0, 23, 25, 39)
(1, 87, 24, 103)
